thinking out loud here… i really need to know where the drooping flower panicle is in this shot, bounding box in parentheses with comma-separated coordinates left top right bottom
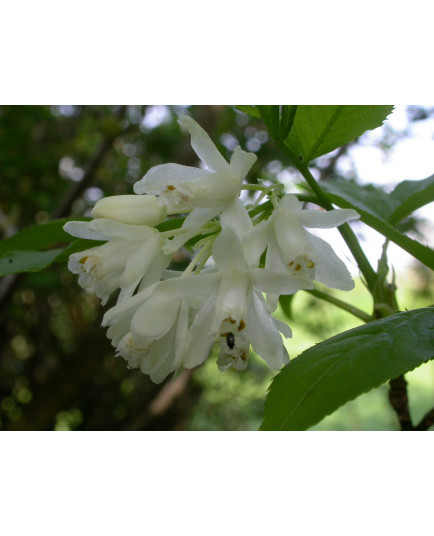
(64, 114, 360, 383)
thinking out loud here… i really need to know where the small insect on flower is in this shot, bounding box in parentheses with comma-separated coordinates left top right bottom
(226, 332, 235, 349)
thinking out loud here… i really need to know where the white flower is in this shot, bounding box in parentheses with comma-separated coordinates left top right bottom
(102, 286, 190, 383)
(134, 115, 257, 254)
(156, 227, 314, 372)
(91, 194, 166, 226)
(64, 219, 170, 305)
(244, 194, 360, 309)
(134, 115, 257, 213)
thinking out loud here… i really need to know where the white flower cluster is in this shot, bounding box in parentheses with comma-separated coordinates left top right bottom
(64, 115, 359, 383)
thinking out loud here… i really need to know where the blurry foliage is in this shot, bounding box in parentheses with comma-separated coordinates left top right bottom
(0, 105, 432, 430)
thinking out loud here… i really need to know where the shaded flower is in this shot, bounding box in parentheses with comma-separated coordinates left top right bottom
(64, 219, 170, 305)
(102, 287, 190, 383)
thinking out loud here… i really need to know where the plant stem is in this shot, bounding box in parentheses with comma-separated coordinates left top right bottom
(305, 289, 372, 323)
(388, 375, 415, 431)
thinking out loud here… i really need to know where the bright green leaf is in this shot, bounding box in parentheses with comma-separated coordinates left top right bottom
(0, 249, 64, 276)
(283, 105, 394, 163)
(261, 308, 434, 431)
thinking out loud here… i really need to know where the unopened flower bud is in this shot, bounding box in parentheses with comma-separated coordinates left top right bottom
(91, 195, 166, 226)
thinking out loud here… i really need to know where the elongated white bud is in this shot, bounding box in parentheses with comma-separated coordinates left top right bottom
(91, 195, 166, 226)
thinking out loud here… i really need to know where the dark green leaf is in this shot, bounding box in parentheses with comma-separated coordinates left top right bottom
(0, 249, 64, 276)
(0, 218, 89, 257)
(257, 106, 298, 141)
(279, 294, 294, 320)
(322, 179, 394, 220)
(156, 216, 185, 233)
(389, 174, 434, 224)
(321, 180, 434, 271)
(283, 105, 394, 163)
(261, 308, 434, 431)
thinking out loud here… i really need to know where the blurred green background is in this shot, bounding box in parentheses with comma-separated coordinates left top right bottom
(0, 105, 432, 430)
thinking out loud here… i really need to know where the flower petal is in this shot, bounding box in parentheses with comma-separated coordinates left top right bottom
(66, 219, 156, 241)
(184, 295, 216, 368)
(220, 197, 252, 237)
(307, 232, 355, 290)
(131, 294, 178, 341)
(272, 211, 308, 262)
(247, 291, 288, 370)
(212, 227, 248, 272)
(119, 235, 161, 288)
(242, 220, 272, 267)
(278, 194, 303, 211)
(297, 208, 360, 229)
(251, 268, 314, 294)
(154, 272, 220, 299)
(174, 299, 190, 367)
(134, 163, 212, 194)
(229, 146, 257, 179)
(102, 285, 155, 327)
(64, 221, 110, 241)
(178, 115, 229, 173)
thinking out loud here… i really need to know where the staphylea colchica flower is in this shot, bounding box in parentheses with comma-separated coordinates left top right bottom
(64, 114, 360, 383)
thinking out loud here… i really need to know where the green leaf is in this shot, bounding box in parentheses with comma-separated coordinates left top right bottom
(0, 249, 64, 276)
(389, 174, 434, 224)
(0, 218, 88, 257)
(257, 105, 298, 141)
(321, 180, 434, 271)
(322, 179, 394, 220)
(279, 294, 294, 320)
(261, 308, 434, 431)
(156, 216, 185, 233)
(283, 105, 394, 163)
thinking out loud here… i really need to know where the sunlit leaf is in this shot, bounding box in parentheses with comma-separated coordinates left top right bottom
(283, 105, 394, 163)
(261, 308, 434, 431)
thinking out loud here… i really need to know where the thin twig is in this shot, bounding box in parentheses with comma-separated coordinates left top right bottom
(389, 375, 415, 431)
(0, 106, 128, 310)
(305, 288, 372, 323)
(51, 105, 127, 219)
